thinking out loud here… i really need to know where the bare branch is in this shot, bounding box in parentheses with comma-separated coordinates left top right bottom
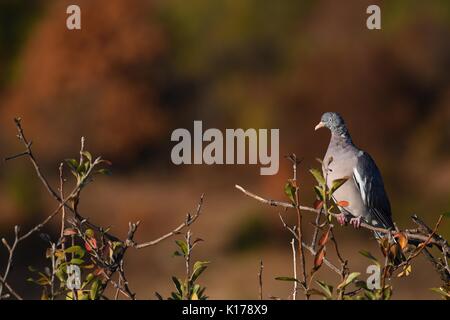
(133, 194, 204, 249)
(278, 213, 341, 275)
(235, 184, 448, 250)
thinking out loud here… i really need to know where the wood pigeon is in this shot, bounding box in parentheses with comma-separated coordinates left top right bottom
(315, 112, 395, 238)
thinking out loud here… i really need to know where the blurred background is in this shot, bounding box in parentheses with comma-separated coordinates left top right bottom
(0, 0, 449, 299)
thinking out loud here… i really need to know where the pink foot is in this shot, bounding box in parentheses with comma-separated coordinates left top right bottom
(350, 216, 362, 228)
(336, 213, 346, 226)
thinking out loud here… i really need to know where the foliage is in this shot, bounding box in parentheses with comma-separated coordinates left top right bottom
(157, 231, 209, 300)
(0, 120, 208, 300)
(268, 157, 449, 300)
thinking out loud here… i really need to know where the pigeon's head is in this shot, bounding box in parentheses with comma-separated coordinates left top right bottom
(315, 112, 348, 135)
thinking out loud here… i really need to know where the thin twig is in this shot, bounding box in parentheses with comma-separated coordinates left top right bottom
(185, 230, 192, 300)
(286, 154, 307, 296)
(258, 259, 263, 300)
(279, 213, 341, 275)
(1, 118, 206, 300)
(290, 238, 298, 300)
(235, 184, 448, 249)
(133, 195, 204, 249)
(118, 260, 136, 300)
(311, 209, 323, 250)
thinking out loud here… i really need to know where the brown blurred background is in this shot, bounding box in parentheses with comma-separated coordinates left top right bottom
(0, 0, 449, 299)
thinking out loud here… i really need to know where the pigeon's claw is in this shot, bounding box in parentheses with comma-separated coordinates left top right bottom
(349, 216, 362, 228)
(336, 213, 346, 226)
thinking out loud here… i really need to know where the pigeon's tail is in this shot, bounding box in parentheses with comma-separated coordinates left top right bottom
(372, 230, 386, 240)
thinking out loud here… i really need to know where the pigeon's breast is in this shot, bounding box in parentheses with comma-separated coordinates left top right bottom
(324, 147, 368, 219)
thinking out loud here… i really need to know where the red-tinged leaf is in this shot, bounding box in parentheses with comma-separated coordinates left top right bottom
(314, 247, 325, 270)
(85, 238, 98, 252)
(313, 199, 323, 210)
(318, 228, 331, 247)
(93, 268, 105, 277)
(63, 228, 77, 236)
(337, 200, 349, 207)
(394, 232, 408, 250)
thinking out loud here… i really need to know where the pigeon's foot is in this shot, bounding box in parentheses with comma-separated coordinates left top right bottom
(336, 213, 346, 226)
(349, 216, 362, 228)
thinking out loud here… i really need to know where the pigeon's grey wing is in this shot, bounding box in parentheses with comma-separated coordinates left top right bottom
(352, 152, 394, 230)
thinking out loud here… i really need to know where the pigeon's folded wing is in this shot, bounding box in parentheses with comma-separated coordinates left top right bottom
(352, 152, 394, 230)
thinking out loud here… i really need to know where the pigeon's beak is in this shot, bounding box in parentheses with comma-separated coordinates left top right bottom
(314, 121, 325, 131)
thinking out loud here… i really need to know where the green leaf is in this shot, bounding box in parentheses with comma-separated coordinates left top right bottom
(172, 251, 182, 257)
(275, 276, 300, 282)
(81, 151, 92, 163)
(330, 177, 349, 195)
(65, 159, 79, 172)
(359, 250, 380, 266)
(66, 291, 74, 300)
(191, 261, 210, 282)
(28, 265, 38, 273)
(170, 292, 182, 300)
(442, 212, 450, 218)
(84, 229, 95, 238)
(383, 287, 392, 300)
(337, 272, 360, 290)
(36, 276, 50, 286)
(172, 277, 183, 295)
(364, 289, 377, 300)
(284, 182, 296, 204)
(175, 240, 188, 256)
(65, 245, 85, 258)
(314, 186, 325, 201)
(354, 280, 368, 290)
(198, 286, 207, 299)
(82, 273, 95, 289)
(78, 291, 89, 300)
(316, 280, 333, 298)
(192, 284, 201, 295)
(310, 169, 325, 186)
(90, 279, 100, 300)
(69, 258, 84, 265)
(55, 269, 66, 283)
(111, 241, 123, 250)
(307, 288, 327, 298)
(97, 168, 112, 176)
(430, 287, 450, 298)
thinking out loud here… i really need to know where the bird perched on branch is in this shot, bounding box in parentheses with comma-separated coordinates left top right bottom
(314, 112, 395, 239)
